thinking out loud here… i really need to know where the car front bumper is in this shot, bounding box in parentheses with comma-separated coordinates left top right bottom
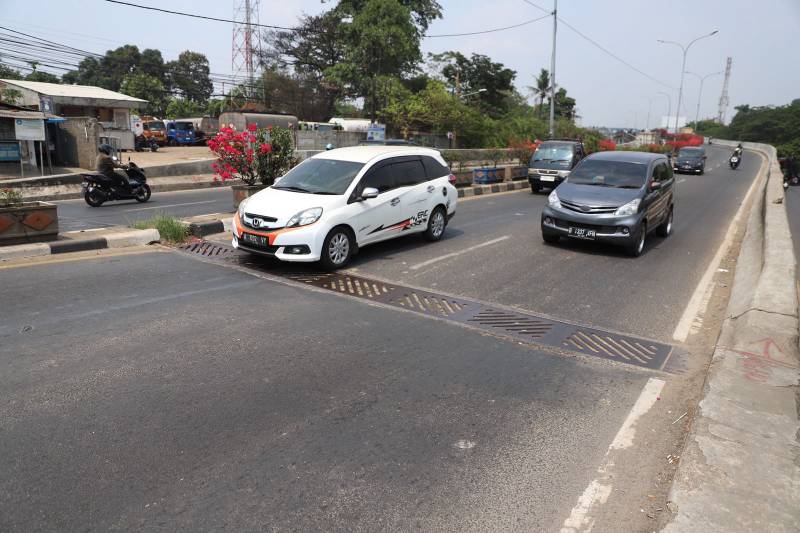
(528, 169, 568, 188)
(673, 162, 703, 173)
(541, 205, 644, 246)
(231, 213, 323, 262)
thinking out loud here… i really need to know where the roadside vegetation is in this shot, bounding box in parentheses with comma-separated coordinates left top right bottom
(133, 215, 189, 244)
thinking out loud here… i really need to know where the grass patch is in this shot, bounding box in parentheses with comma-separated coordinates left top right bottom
(133, 214, 189, 244)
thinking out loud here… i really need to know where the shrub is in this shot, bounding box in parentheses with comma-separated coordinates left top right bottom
(133, 215, 189, 244)
(508, 139, 541, 165)
(598, 139, 616, 151)
(208, 123, 296, 186)
(0, 188, 23, 208)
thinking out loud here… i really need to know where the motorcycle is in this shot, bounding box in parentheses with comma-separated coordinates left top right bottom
(81, 161, 151, 207)
(134, 134, 159, 152)
(729, 154, 741, 170)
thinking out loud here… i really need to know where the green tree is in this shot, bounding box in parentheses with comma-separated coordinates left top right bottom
(429, 51, 517, 118)
(333, 0, 442, 35)
(167, 51, 213, 103)
(25, 71, 61, 84)
(0, 64, 23, 79)
(140, 49, 166, 80)
(554, 87, 576, 120)
(530, 68, 550, 118)
(165, 97, 204, 119)
(63, 56, 102, 86)
(121, 73, 168, 116)
(100, 45, 142, 91)
(0, 88, 23, 105)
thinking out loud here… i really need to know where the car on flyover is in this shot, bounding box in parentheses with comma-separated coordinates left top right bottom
(541, 151, 674, 257)
(232, 146, 458, 269)
(673, 146, 707, 174)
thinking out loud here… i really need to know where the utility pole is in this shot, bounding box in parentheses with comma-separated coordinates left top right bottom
(717, 57, 732, 124)
(548, 0, 557, 139)
(453, 69, 460, 149)
(657, 30, 718, 135)
(685, 70, 722, 126)
(657, 91, 672, 131)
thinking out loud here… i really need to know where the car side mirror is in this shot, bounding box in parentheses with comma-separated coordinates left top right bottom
(649, 181, 661, 191)
(361, 187, 379, 200)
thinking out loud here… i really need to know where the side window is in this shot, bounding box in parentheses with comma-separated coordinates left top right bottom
(651, 163, 663, 182)
(663, 162, 674, 181)
(360, 161, 397, 194)
(422, 156, 449, 179)
(391, 159, 426, 187)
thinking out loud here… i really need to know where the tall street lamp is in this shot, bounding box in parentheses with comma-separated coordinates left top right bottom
(684, 70, 722, 126)
(657, 30, 718, 135)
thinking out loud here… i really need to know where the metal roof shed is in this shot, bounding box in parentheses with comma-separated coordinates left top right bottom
(0, 80, 146, 109)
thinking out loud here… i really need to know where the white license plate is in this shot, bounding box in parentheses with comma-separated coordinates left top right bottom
(568, 227, 596, 239)
(540, 175, 555, 182)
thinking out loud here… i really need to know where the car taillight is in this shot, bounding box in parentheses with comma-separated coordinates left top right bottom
(448, 173, 457, 185)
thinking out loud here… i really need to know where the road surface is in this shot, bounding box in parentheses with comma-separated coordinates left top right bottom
(0, 145, 763, 531)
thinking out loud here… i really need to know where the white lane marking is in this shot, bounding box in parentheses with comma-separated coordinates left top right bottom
(678, 178, 686, 184)
(560, 378, 665, 533)
(122, 200, 218, 212)
(410, 236, 510, 270)
(671, 151, 766, 342)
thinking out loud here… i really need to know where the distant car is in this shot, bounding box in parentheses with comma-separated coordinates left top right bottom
(528, 140, 586, 193)
(541, 151, 674, 257)
(673, 147, 706, 174)
(232, 146, 458, 269)
(164, 120, 196, 146)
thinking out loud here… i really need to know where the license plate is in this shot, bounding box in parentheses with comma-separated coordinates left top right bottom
(242, 233, 270, 247)
(568, 227, 596, 239)
(540, 175, 555, 182)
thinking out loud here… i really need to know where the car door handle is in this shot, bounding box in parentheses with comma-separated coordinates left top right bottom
(427, 185, 435, 193)
(390, 197, 400, 206)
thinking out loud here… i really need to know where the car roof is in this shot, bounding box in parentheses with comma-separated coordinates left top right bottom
(586, 151, 665, 163)
(310, 145, 441, 164)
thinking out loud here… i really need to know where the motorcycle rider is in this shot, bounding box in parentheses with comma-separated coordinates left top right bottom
(732, 143, 743, 158)
(95, 144, 130, 193)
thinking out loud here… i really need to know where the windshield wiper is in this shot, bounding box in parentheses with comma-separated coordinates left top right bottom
(273, 185, 310, 193)
(311, 191, 338, 195)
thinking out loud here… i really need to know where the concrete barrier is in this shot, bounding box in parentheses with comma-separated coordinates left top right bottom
(665, 140, 799, 532)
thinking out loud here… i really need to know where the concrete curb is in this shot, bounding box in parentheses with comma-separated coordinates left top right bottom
(0, 228, 161, 262)
(457, 180, 528, 198)
(665, 141, 799, 532)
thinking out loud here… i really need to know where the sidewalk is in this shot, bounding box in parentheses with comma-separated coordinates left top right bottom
(0, 226, 160, 261)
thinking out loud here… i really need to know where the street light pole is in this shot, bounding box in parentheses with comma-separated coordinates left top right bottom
(548, 0, 557, 139)
(685, 70, 722, 126)
(657, 30, 718, 135)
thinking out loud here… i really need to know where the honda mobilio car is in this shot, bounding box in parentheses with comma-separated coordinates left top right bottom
(540, 151, 674, 257)
(232, 146, 458, 269)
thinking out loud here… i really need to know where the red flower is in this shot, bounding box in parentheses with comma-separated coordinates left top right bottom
(247, 123, 257, 132)
(259, 143, 272, 154)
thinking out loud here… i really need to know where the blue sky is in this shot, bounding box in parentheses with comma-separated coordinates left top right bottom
(2, 0, 798, 127)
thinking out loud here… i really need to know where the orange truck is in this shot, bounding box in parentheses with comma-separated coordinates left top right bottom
(140, 116, 168, 146)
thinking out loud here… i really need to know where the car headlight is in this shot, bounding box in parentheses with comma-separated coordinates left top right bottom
(286, 207, 322, 228)
(238, 198, 248, 219)
(548, 190, 561, 208)
(614, 198, 641, 216)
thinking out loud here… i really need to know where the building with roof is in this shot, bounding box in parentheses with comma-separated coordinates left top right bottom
(0, 80, 147, 172)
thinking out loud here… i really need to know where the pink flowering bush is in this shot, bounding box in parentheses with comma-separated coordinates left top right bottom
(208, 122, 294, 186)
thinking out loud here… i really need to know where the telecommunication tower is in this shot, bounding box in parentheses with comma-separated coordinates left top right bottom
(717, 57, 732, 124)
(232, 0, 262, 95)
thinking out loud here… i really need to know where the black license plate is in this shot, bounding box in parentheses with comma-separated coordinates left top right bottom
(568, 227, 596, 239)
(242, 232, 270, 248)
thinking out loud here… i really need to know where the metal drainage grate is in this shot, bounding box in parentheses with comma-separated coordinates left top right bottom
(177, 240, 676, 371)
(468, 309, 553, 339)
(179, 241, 236, 258)
(562, 330, 662, 367)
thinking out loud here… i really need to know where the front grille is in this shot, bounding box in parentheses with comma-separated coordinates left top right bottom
(242, 212, 280, 230)
(560, 199, 618, 214)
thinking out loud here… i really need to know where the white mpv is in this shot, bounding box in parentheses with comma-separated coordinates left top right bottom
(232, 146, 458, 269)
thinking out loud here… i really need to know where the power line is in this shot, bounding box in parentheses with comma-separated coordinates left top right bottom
(0, 25, 102, 58)
(556, 17, 674, 89)
(426, 13, 551, 38)
(519, 0, 551, 15)
(102, 0, 302, 31)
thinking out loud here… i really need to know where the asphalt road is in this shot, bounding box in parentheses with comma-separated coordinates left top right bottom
(55, 187, 233, 231)
(2, 250, 661, 532)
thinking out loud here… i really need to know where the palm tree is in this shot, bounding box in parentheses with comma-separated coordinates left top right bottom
(535, 69, 550, 118)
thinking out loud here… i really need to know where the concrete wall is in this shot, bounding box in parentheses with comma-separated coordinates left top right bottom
(56, 118, 101, 169)
(295, 131, 366, 150)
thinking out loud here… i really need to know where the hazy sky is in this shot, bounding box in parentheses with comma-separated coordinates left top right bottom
(3, 0, 798, 127)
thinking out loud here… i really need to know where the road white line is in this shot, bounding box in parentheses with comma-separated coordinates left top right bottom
(678, 178, 686, 184)
(560, 378, 665, 533)
(123, 200, 219, 212)
(410, 236, 510, 270)
(671, 151, 766, 342)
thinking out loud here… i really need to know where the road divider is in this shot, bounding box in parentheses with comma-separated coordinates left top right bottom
(0, 228, 160, 262)
(457, 180, 529, 198)
(665, 140, 799, 532)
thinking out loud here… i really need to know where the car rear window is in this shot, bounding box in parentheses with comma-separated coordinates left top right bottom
(422, 156, 449, 178)
(567, 159, 647, 189)
(392, 159, 427, 187)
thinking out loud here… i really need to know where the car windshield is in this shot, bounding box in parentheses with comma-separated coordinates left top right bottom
(533, 144, 574, 162)
(175, 123, 194, 131)
(147, 122, 165, 130)
(567, 159, 647, 189)
(273, 158, 364, 195)
(679, 148, 703, 157)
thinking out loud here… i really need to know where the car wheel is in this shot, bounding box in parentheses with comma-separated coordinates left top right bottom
(530, 183, 541, 194)
(320, 227, 353, 271)
(627, 222, 646, 257)
(656, 208, 673, 237)
(425, 206, 447, 242)
(542, 232, 559, 244)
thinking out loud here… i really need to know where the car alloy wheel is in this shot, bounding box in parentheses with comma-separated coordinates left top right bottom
(328, 232, 350, 266)
(430, 210, 445, 238)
